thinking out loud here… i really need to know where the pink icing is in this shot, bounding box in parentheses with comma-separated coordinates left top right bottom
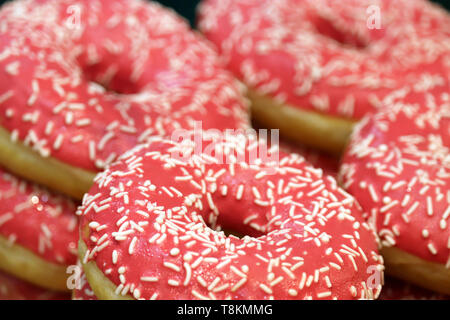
(341, 84, 450, 266)
(199, 0, 450, 120)
(79, 134, 382, 300)
(0, 167, 78, 265)
(0, 0, 248, 172)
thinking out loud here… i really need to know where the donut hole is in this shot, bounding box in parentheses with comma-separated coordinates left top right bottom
(219, 228, 246, 239)
(310, 15, 369, 49)
(81, 64, 142, 95)
(207, 211, 266, 240)
(74, 43, 147, 95)
(203, 197, 268, 240)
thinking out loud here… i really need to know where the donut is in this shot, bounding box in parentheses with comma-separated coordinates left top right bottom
(78, 133, 383, 300)
(0, 270, 70, 300)
(340, 85, 450, 294)
(0, 167, 78, 291)
(0, 0, 248, 199)
(379, 277, 449, 300)
(198, 0, 450, 154)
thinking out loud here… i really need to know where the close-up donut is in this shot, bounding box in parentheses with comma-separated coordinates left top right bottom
(0, 0, 248, 199)
(340, 84, 450, 294)
(75, 135, 342, 301)
(198, 0, 450, 153)
(78, 133, 383, 300)
(73, 136, 342, 301)
(0, 166, 78, 291)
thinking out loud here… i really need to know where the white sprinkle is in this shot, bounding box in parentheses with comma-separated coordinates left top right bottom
(259, 283, 273, 294)
(231, 278, 247, 292)
(427, 243, 437, 255)
(236, 185, 244, 200)
(112, 250, 118, 264)
(168, 279, 180, 287)
(317, 291, 332, 298)
(163, 262, 181, 272)
(128, 237, 138, 255)
(426, 196, 433, 216)
(141, 276, 158, 282)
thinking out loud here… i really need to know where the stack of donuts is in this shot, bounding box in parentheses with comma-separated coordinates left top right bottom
(0, 0, 448, 300)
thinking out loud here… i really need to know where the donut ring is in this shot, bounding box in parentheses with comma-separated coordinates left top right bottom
(340, 85, 450, 294)
(0, 167, 78, 291)
(0, 0, 248, 199)
(0, 270, 70, 300)
(74, 141, 340, 300)
(78, 133, 383, 300)
(198, 0, 450, 153)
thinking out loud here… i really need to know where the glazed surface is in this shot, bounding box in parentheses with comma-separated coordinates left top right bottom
(0, 167, 78, 265)
(0, 0, 248, 172)
(341, 85, 450, 266)
(79, 134, 382, 300)
(199, 0, 450, 120)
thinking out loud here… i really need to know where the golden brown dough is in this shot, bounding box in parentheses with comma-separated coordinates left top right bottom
(381, 247, 450, 295)
(249, 90, 356, 155)
(0, 235, 70, 292)
(0, 127, 96, 199)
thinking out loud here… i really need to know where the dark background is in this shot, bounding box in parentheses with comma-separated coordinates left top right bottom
(0, 0, 449, 26)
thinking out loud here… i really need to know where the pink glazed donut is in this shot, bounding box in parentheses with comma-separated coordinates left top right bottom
(0, 0, 248, 199)
(0, 167, 78, 291)
(78, 133, 383, 300)
(340, 84, 450, 294)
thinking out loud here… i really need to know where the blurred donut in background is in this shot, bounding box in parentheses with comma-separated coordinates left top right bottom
(198, 0, 450, 154)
